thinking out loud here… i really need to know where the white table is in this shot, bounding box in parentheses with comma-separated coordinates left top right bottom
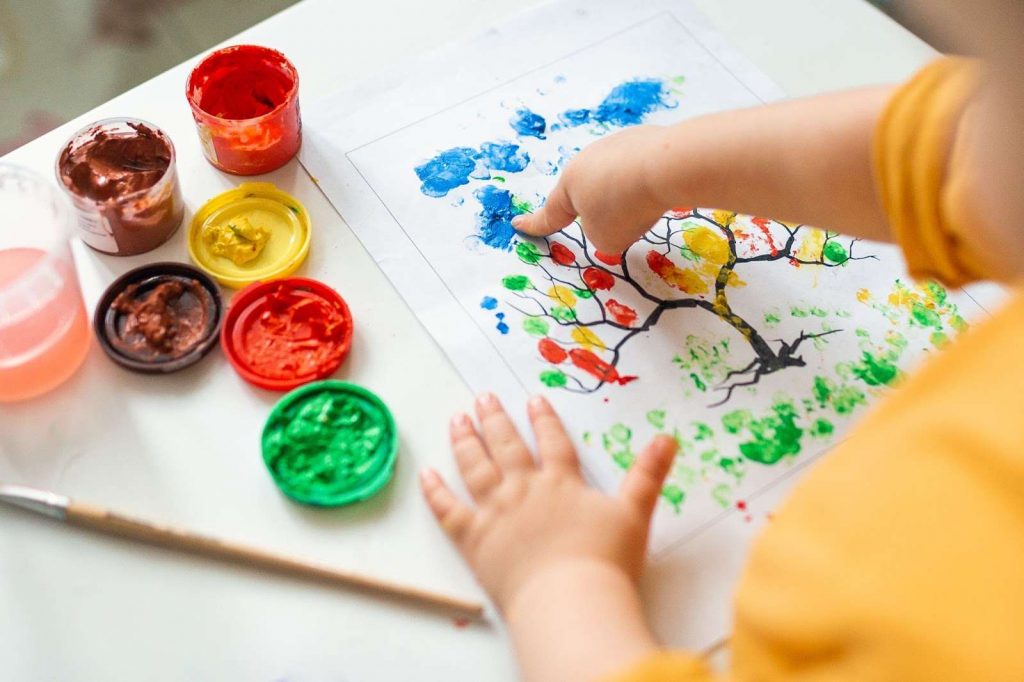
(0, 1, 936, 679)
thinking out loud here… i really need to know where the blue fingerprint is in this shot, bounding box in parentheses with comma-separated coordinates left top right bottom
(496, 321, 510, 335)
(509, 108, 546, 139)
(414, 147, 481, 197)
(480, 296, 498, 310)
(559, 79, 674, 128)
(478, 142, 530, 173)
(474, 185, 517, 250)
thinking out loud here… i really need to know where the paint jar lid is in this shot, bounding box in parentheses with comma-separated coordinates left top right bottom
(221, 277, 353, 391)
(262, 380, 398, 506)
(188, 182, 311, 288)
(94, 262, 223, 373)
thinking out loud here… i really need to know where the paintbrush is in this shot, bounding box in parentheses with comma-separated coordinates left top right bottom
(0, 484, 484, 620)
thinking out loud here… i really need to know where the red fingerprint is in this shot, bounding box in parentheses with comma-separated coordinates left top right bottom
(582, 267, 614, 291)
(549, 242, 576, 266)
(646, 250, 674, 278)
(568, 348, 637, 385)
(594, 251, 622, 266)
(538, 338, 568, 364)
(605, 299, 638, 326)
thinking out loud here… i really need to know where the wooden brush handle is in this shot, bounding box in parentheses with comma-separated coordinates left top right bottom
(66, 501, 483, 619)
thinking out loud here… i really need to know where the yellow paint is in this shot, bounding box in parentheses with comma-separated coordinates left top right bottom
(684, 226, 730, 264)
(697, 262, 746, 288)
(571, 326, 606, 351)
(795, 228, 827, 262)
(188, 183, 311, 288)
(664, 267, 708, 294)
(201, 215, 271, 265)
(856, 288, 872, 303)
(547, 285, 577, 307)
(711, 209, 736, 227)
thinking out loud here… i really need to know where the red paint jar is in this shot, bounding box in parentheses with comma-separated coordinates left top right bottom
(186, 45, 301, 175)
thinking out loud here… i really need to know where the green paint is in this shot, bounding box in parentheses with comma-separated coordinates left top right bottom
(721, 409, 752, 435)
(261, 381, 397, 507)
(661, 484, 685, 511)
(609, 424, 631, 443)
(516, 242, 542, 265)
(832, 384, 866, 415)
(492, 175, 506, 183)
(911, 301, 942, 328)
(790, 306, 809, 318)
(287, 205, 300, 215)
(764, 310, 781, 326)
(809, 418, 834, 438)
(690, 372, 707, 392)
(502, 274, 531, 291)
(700, 449, 717, 462)
(930, 331, 949, 347)
(512, 197, 534, 214)
(672, 335, 732, 395)
(522, 317, 550, 336)
(733, 401, 803, 465)
(539, 369, 567, 388)
(551, 305, 576, 323)
(823, 240, 848, 264)
(847, 351, 900, 387)
(810, 307, 828, 318)
(693, 422, 714, 441)
(835, 309, 853, 318)
(678, 246, 700, 262)
(646, 409, 666, 429)
(711, 483, 732, 508)
(574, 287, 594, 299)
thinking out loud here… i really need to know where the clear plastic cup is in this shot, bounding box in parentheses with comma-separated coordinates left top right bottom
(56, 117, 183, 256)
(0, 164, 91, 402)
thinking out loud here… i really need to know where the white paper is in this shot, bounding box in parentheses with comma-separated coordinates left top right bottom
(301, 0, 986, 649)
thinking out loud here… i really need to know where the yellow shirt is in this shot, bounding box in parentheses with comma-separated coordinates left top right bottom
(614, 59, 1024, 681)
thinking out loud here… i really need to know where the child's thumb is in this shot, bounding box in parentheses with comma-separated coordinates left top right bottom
(619, 435, 678, 521)
(511, 181, 576, 237)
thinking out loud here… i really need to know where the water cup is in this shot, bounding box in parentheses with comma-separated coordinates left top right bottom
(0, 165, 91, 402)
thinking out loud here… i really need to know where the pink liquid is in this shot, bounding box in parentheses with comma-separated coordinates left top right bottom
(0, 248, 90, 401)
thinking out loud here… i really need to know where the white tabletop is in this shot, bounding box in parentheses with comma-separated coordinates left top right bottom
(0, 1, 935, 680)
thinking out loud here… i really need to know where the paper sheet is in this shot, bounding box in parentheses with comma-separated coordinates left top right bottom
(301, 0, 986, 648)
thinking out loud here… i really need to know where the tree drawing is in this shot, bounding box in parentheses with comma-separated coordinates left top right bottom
(501, 207, 877, 405)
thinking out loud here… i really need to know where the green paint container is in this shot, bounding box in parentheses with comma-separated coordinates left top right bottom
(261, 380, 398, 506)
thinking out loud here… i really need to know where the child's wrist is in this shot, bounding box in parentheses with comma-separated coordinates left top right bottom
(504, 557, 637, 625)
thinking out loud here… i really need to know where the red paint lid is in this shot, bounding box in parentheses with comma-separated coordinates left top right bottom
(221, 277, 353, 391)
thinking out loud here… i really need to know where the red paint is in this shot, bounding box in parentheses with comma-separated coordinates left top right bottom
(736, 500, 747, 511)
(646, 250, 674, 278)
(667, 206, 693, 218)
(538, 338, 568, 364)
(221, 277, 353, 391)
(186, 45, 301, 175)
(594, 251, 621, 266)
(744, 514, 753, 523)
(750, 217, 779, 257)
(452, 618, 471, 629)
(582, 267, 614, 291)
(549, 242, 576, 266)
(569, 348, 637, 386)
(605, 299, 637, 326)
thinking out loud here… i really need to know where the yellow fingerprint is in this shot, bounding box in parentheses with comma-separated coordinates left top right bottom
(547, 285, 577, 307)
(795, 228, 826, 262)
(856, 288, 871, 303)
(684, 226, 730, 264)
(711, 209, 737, 227)
(571, 326, 606, 351)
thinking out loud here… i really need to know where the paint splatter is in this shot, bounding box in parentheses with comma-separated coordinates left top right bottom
(509, 108, 546, 139)
(559, 79, 676, 129)
(478, 142, 530, 173)
(416, 142, 529, 197)
(480, 296, 498, 310)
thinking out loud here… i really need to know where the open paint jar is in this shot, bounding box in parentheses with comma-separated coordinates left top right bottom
(56, 118, 184, 256)
(0, 165, 90, 402)
(186, 45, 301, 175)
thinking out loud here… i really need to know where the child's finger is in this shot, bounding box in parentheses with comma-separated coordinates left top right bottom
(474, 392, 535, 473)
(511, 179, 576, 237)
(526, 395, 580, 475)
(450, 411, 502, 502)
(618, 435, 678, 521)
(420, 468, 475, 546)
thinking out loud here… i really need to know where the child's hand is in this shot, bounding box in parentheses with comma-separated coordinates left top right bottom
(512, 125, 670, 255)
(420, 392, 678, 616)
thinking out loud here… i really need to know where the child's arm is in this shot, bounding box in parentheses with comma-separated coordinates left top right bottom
(513, 86, 894, 254)
(420, 394, 680, 682)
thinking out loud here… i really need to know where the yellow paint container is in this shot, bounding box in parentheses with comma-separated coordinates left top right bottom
(188, 182, 311, 288)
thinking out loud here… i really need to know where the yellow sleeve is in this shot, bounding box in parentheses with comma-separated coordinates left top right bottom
(605, 652, 716, 682)
(873, 57, 987, 286)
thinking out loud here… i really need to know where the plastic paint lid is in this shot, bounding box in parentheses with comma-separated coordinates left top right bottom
(94, 262, 223, 374)
(221, 277, 353, 391)
(262, 380, 398, 506)
(188, 182, 310, 288)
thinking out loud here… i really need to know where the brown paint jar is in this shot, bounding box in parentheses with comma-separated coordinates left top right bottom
(56, 118, 183, 256)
